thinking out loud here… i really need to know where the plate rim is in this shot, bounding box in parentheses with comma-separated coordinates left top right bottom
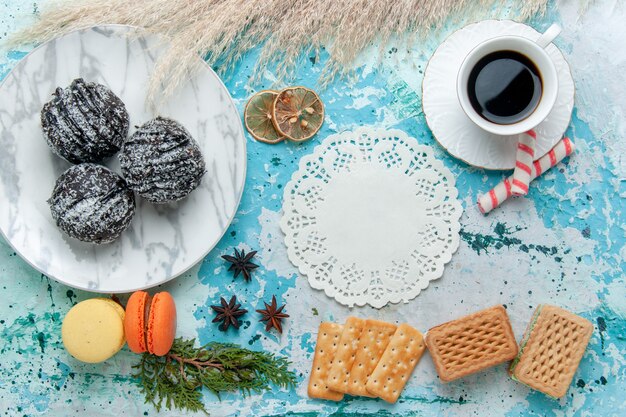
(0, 24, 247, 293)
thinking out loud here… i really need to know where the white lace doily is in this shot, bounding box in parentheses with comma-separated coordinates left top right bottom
(280, 128, 462, 308)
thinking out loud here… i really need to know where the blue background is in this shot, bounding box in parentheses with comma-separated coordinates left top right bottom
(1, 0, 625, 416)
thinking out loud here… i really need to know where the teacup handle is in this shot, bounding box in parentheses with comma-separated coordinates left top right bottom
(535, 23, 561, 49)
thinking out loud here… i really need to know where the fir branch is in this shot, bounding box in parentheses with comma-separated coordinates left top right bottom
(132, 337, 296, 414)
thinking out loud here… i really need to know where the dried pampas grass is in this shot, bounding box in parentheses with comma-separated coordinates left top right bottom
(11, 0, 550, 102)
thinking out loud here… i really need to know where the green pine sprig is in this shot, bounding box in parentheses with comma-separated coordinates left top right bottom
(132, 337, 297, 414)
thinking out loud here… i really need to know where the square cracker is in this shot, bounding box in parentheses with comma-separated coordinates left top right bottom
(509, 305, 593, 398)
(308, 322, 344, 401)
(425, 305, 518, 382)
(366, 323, 425, 403)
(326, 317, 366, 393)
(345, 319, 397, 397)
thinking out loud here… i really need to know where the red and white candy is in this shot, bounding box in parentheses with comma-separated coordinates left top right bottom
(477, 137, 575, 214)
(511, 130, 537, 196)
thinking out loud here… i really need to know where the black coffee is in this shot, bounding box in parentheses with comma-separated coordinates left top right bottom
(467, 50, 542, 125)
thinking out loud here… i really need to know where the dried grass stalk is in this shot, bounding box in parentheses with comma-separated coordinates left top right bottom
(10, 0, 551, 102)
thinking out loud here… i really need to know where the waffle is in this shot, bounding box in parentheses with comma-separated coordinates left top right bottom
(509, 305, 593, 398)
(425, 305, 518, 382)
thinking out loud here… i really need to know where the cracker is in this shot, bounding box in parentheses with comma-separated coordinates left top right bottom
(326, 317, 366, 393)
(366, 323, 425, 403)
(307, 322, 344, 401)
(425, 305, 518, 382)
(345, 319, 397, 397)
(509, 305, 593, 398)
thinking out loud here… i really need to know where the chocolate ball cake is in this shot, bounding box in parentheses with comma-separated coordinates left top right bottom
(41, 78, 130, 164)
(48, 163, 136, 244)
(119, 117, 206, 204)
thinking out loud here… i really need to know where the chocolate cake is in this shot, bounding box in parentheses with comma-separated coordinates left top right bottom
(119, 117, 206, 204)
(41, 78, 129, 164)
(48, 163, 135, 244)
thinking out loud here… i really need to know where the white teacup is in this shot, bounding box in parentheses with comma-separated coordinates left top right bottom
(457, 24, 561, 136)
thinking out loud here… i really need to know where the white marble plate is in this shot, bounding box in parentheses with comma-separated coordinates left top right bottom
(422, 20, 575, 170)
(0, 25, 246, 292)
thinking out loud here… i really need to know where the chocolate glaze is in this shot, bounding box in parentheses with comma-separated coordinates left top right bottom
(119, 117, 206, 204)
(41, 78, 129, 163)
(48, 163, 135, 244)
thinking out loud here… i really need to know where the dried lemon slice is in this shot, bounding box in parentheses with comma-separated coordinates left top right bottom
(272, 87, 324, 142)
(244, 90, 285, 144)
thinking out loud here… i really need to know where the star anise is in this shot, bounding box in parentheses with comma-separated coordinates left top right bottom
(221, 248, 259, 282)
(211, 296, 248, 331)
(256, 295, 289, 334)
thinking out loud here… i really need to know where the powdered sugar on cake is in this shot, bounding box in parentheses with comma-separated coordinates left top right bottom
(119, 117, 206, 204)
(48, 163, 135, 244)
(41, 78, 129, 164)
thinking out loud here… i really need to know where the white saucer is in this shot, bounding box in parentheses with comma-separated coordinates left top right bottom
(0, 26, 246, 292)
(422, 20, 575, 170)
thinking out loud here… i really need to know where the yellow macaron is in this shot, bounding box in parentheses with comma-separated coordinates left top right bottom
(62, 298, 126, 363)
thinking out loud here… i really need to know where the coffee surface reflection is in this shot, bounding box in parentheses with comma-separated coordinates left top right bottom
(467, 50, 542, 125)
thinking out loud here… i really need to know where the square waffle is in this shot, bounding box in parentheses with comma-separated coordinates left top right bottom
(425, 305, 518, 382)
(509, 305, 593, 398)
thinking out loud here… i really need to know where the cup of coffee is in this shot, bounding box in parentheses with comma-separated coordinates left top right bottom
(457, 24, 561, 136)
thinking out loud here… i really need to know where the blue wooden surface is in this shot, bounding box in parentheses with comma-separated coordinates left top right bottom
(1, 0, 625, 416)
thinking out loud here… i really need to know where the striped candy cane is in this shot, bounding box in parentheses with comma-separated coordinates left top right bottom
(477, 137, 575, 214)
(511, 129, 537, 196)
